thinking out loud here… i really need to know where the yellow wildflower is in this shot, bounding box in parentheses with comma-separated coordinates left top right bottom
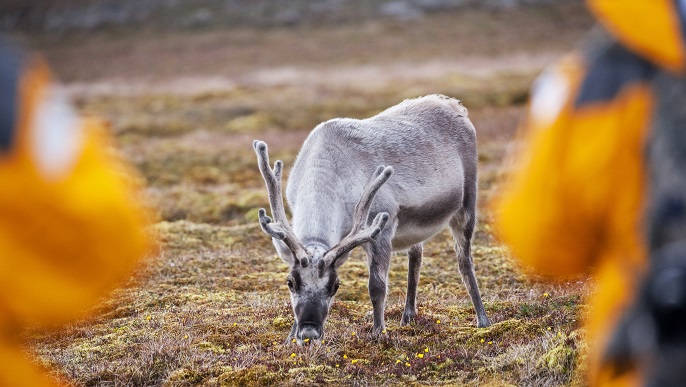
(290, 353, 296, 358)
(436, 319, 441, 324)
(417, 353, 424, 359)
(351, 359, 358, 364)
(405, 362, 411, 367)
(343, 354, 348, 359)
(488, 341, 493, 345)
(480, 338, 485, 343)
(543, 292, 550, 297)
(304, 338, 309, 343)
(145, 315, 151, 321)
(424, 348, 429, 353)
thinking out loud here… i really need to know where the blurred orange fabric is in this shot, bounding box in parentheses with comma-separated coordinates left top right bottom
(496, 1, 686, 386)
(588, 0, 686, 74)
(0, 49, 151, 384)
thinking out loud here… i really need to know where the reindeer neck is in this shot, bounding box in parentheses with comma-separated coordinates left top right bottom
(290, 168, 349, 249)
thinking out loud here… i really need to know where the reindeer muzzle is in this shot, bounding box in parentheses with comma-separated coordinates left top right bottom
(297, 322, 323, 343)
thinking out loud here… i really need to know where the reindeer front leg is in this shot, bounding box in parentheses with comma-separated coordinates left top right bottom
(365, 232, 393, 336)
(401, 243, 423, 325)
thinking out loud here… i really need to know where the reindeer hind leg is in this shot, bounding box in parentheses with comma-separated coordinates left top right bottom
(449, 205, 490, 328)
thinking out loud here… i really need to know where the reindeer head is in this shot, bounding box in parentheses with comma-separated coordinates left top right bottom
(253, 140, 391, 344)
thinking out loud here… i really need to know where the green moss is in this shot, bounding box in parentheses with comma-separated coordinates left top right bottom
(196, 341, 227, 354)
(538, 344, 574, 373)
(272, 317, 291, 329)
(166, 368, 205, 384)
(218, 365, 282, 387)
(224, 113, 276, 133)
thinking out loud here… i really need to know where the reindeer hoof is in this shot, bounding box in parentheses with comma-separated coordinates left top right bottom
(400, 310, 416, 326)
(371, 326, 389, 341)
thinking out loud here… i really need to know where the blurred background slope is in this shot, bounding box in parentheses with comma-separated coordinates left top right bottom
(6, 1, 590, 226)
(3, 0, 581, 31)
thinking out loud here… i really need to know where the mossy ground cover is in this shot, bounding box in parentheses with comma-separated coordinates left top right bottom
(24, 5, 595, 386)
(30, 219, 590, 386)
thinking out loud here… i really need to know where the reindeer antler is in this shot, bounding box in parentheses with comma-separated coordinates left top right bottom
(253, 140, 308, 264)
(324, 166, 393, 268)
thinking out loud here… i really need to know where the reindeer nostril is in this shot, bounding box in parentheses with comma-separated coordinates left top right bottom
(298, 323, 322, 341)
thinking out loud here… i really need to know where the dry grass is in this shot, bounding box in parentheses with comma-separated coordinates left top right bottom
(29, 220, 591, 386)
(22, 5, 595, 386)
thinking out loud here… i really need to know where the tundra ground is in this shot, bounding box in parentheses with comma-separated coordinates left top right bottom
(24, 4, 595, 386)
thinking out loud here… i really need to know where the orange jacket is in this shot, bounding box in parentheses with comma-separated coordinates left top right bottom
(496, 0, 686, 385)
(0, 41, 151, 385)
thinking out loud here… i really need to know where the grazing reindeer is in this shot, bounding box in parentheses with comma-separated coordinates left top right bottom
(253, 94, 490, 345)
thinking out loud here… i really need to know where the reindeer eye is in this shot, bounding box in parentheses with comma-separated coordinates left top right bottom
(286, 277, 295, 292)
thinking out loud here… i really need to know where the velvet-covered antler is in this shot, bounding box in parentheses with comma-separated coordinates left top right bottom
(253, 140, 307, 265)
(324, 166, 393, 268)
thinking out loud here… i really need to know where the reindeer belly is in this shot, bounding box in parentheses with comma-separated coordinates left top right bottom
(392, 221, 449, 250)
(391, 190, 462, 250)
